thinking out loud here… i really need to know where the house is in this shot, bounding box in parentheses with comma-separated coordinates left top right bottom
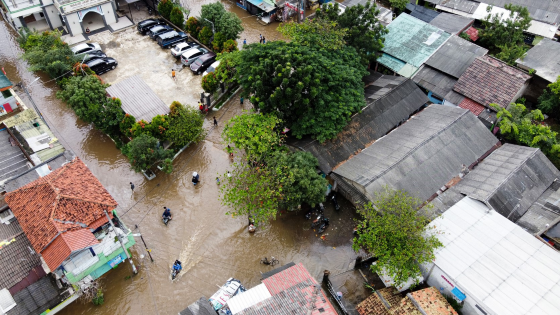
(106, 75, 170, 123)
(356, 286, 458, 315)
(4, 157, 136, 285)
(406, 3, 440, 23)
(0, 72, 19, 118)
(221, 262, 338, 314)
(340, 0, 392, 25)
(424, 0, 559, 40)
(178, 297, 216, 315)
(332, 105, 499, 206)
(413, 35, 488, 106)
(516, 38, 560, 102)
(376, 13, 451, 78)
(422, 196, 560, 315)
(0, 0, 126, 37)
(288, 72, 428, 174)
(453, 55, 531, 110)
(428, 12, 474, 36)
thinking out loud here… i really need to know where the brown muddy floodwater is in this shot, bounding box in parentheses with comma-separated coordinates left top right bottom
(0, 2, 362, 314)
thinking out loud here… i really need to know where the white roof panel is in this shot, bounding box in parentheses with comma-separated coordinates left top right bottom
(227, 283, 271, 314)
(428, 197, 560, 315)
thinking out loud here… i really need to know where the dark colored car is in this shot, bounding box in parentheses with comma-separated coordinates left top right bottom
(190, 52, 217, 74)
(157, 32, 188, 49)
(82, 51, 107, 62)
(86, 57, 118, 75)
(137, 19, 166, 35)
(148, 25, 173, 39)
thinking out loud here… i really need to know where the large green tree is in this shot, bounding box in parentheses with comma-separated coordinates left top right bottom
(200, 2, 244, 41)
(238, 41, 367, 142)
(123, 134, 175, 173)
(538, 76, 560, 119)
(480, 4, 531, 64)
(56, 75, 109, 124)
(165, 102, 205, 147)
(388, 0, 408, 12)
(353, 187, 443, 288)
(277, 19, 347, 50)
(170, 6, 185, 28)
(492, 103, 560, 163)
(316, 1, 388, 64)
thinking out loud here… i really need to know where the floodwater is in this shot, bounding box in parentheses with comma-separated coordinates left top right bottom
(0, 2, 363, 314)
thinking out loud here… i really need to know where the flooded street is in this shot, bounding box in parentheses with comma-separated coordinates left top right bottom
(0, 2, 361, 314)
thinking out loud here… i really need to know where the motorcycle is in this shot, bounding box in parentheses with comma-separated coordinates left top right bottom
(148, 7, 153, 15)
(311, 214, 323, 228)
(331, 194, 340, 211)
(162, 216, 171, 225)
(305, 209, 313, 220)
(318, 217, 330, 234)
(171, 261, 182, 280)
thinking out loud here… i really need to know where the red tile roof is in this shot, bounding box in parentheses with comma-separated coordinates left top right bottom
(465, 27, 479, 41)
(458, 98, 485, 116)
(5, 157, 117, 270)
(453, 56, 531, 109)
(260, 263, 337, 315)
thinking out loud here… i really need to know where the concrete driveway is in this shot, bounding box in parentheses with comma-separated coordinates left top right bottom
(90, 28, 203, 108)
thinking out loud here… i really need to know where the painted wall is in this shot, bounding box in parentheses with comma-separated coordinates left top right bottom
(32, 12, 46, 21)
(65, 13, 82, 36)
(101, 2, 116, 25)
(44, 4, 63, 28)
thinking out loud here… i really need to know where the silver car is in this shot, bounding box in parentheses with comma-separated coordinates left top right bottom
(171, 42, 200, 58)
(180, 48, 208, 66)
(71, 43, 102, 56)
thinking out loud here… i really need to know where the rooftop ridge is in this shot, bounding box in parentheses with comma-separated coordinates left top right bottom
(361, 106, 469, 187)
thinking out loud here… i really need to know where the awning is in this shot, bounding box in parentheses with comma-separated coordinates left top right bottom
(0, 72, 13, 91)
(246, 0, 276, 13)
(465, 26, 479, 41)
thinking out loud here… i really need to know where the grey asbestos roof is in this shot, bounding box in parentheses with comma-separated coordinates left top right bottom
(406, 3, 440, 23)
(106, 75, 170, 122)
(0, 130, 29, 184)
(334, 105, 498, 202)
(178, 297, 215, 315)
(481, 0, 560, 24)
(424, 35, 488, 79)
(517, 38, 560, 83)
(0, 220, 42, 290)
(516, 181, 560, 235)
(428, 12, 473, 35)
(454, 144, 560, 222)
(412, 65, 465, 104)
(9, 276, 62, 315)
(288, 76, 427, 174)
(425, 0, 480, 14)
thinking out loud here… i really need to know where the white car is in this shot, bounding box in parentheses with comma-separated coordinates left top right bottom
(71, 43, 102, 56)
(203, 60, 220, 76)
(171, 42, 200, 58)
(180, 47, 208, 66)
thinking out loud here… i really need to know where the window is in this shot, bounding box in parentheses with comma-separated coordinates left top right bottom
(0, 288, 17, 313)
(1, 89, 12, 98)
(0, 209, 14, 224)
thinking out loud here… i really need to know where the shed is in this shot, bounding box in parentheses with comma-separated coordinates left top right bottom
(288, 74, 427, 174)
(423, 196, 560, 315)
(428, 12, 474, 35)
(333, 105, 498, 204)
(377, 13, 451, 78)
(106, 75, 170, 122)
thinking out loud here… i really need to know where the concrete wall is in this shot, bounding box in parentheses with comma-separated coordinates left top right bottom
(32, 12, 46, 21)
(65, 13, 82, 36)
(43, 4, 63, 28)
(101, 2, 116, 25)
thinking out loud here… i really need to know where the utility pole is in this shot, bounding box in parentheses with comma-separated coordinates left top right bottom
(105, 209, 138, 274)
(135, 225, 154, 263)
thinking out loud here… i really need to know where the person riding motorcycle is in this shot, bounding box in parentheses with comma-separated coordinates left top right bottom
(162, 207, 172, 221)
(192, 172, 200, 185)
(173, 260, 182, 271)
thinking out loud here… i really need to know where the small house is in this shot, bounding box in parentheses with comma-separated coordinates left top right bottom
(516, 38, 560, 102)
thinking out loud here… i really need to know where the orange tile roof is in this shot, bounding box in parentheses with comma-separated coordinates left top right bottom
(5, 157, 117, 270)
(409, 287, 458, 315)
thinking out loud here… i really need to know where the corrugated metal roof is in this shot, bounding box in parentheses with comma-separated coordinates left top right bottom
(288, 77, 426, 174)
(106, 75, 170, 122)
(424, 35, 488, 79)
(428, 196, 560, 315)
(427, 0, 480, 14)
(517, 38, 560, 83)
(178, 297, 216, 315)
(228, 283, 271, 314)
(334, 105, 498, 202)
(454, 144, 560, 221)
(413, 65, 464, 104)
(428, 12, 473, 35)
(379, 14, 451, 72)
(481, 0, 560, 25)
(406, 3, 440, 23)
(0, 129, 29, 183)
(0, 72, 13, 91)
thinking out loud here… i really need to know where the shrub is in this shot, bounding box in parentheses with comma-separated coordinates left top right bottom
(169, 7, 185, 28)
(130, 120, 152, 138)
(212, 32, 226, 52)
(221, 39, 238, 53)
(124, 134, 174, 173)
(186, 17, 200, 38)
(158, 0, 174, 20)
(202, 72, 219, 94)
(147, 114, 169, 140)
(199, 26, 213, 45)
(120, 114, 136, 138)
(166, 102, 205, 147)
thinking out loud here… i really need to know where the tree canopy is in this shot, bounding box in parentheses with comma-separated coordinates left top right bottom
(238, 41, 367, 142)
(166, 102, 205, 147)
(200, 2, 244, 41)
(538, 76, 560, 119)
(316, 1, 388, 64)
(123, 134, 175, 173)
(480, 4, 531, 65)
(353, 187, 443, 288)
(277, 19, 347, 50)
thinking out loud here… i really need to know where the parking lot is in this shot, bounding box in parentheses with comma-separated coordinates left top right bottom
(89, 27, 204, 108)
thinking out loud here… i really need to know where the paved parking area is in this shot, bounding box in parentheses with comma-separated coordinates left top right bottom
(90, 28, 203, 108)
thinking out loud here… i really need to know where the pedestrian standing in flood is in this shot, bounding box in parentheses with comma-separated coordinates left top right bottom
(243, 38, 247, 46)
(262, 37, 266, 44)
(213, 116, 218, 126)
(130, 182, 135, 194)
(240, 96, 244, 105)
(171, 69, 176, 81)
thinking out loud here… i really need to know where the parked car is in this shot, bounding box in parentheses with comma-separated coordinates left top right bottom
(71, 43, 102, 56)
(157, 31, 188, 49)
(170, 42, 200, 58)
(82, 51, 107, 62)
(137, 19, 166, 34)
(86, 57, 118, 75)
(202, 60, 220, 76)
(190, 53, 217, 74)
(180, 48, 209, 66)
(148, 25, 173, 39)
